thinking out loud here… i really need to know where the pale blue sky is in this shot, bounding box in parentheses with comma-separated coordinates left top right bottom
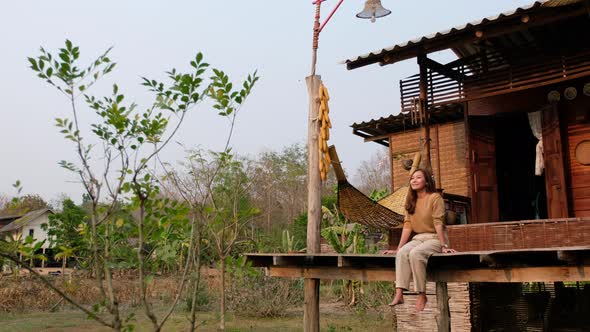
(0, 0, 534, 203)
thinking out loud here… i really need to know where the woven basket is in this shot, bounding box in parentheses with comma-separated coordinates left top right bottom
(378, 151, 420, 216)
(378, 186, 409, 216)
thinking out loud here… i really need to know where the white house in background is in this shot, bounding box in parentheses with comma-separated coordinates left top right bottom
(0, 208, 53, 249)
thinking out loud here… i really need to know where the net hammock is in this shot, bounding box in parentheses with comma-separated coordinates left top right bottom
(328, 146, 421, 230)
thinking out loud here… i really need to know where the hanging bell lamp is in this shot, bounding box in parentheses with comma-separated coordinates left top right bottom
(356, 0, 391, 23)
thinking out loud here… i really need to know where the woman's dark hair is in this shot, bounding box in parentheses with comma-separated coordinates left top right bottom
(405, 168, 436, 215)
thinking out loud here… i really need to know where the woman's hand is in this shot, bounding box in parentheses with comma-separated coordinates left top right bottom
(442, 247, 457, 254)
(382, 249, 397, 255)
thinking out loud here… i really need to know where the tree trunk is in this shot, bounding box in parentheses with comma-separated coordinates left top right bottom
(62, 258, 67, 281)
(219, 256, 226, 331)
(189, 225, 202, 331)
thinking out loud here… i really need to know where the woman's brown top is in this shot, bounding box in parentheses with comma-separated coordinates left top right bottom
(403, 193, 445, 233)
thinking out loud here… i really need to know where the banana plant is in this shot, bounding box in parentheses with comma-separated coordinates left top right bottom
(281, 230, 295, 253)
(320, 203, 367, 306)
(54, 245, 77, 279)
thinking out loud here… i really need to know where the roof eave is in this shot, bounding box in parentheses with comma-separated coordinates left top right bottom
(345, 1, 588, 70)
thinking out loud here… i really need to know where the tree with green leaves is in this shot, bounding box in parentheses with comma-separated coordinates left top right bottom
(0, 40, 258, 332)
(43, 198, 87, 250)
(209, 155, 260, 330)
(158, 64, 259, 330)
(162, 150, 261, 331)
(0, 191, 50, 216)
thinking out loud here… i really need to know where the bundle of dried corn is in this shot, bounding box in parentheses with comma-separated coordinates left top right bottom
(318, 84, 332, 182)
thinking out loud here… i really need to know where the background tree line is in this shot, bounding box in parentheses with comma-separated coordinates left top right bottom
(0, 40, 390, 331)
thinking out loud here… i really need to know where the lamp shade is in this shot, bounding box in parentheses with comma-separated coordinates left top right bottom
(356, 0, 391, 22)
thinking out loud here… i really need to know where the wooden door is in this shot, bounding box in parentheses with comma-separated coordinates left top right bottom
(469, 116, 499, 223)
(542, 106, 569, 218)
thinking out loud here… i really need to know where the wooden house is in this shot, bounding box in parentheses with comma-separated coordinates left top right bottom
(247, 1, 590, 331)
(0, 208, 53, 248)
(0, 208, 54, 271)
(346, 0, 590, 330)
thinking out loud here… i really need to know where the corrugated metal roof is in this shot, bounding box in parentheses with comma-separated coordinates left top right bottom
(351, 104, 465, 145)
(0, 208, 52, 233)
(343, 0, 571, 69)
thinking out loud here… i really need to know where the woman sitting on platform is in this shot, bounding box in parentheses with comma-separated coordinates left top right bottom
(384, 168, 456, 311)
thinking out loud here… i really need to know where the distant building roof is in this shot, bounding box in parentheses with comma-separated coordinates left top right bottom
(0, 208, 52, 233)
(0, 214, 25, 221)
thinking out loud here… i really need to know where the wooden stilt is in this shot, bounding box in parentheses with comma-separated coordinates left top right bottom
(436, 282, 451, 332)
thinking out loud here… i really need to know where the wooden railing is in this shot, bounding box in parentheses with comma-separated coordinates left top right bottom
(400, 48, 590, 112)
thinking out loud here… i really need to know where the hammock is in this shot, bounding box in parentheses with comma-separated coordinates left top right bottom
(328, 146, 407, 230)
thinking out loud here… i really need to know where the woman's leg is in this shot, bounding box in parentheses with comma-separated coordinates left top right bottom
(408, 238, 442, 311)
(390, 240, 420, 306)
(415, 292, 428, 311)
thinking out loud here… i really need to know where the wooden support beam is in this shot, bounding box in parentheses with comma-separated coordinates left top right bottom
(363, 132, 391, 143)
(270, 267, 395, 281)
(423, 57, 466, 82)
(430, 266, 590, 282)
(418, 54, 433, 175)
(273, 256, 289, 266)
(557, 250, 580, 264)
(435, 282, 451, 332)
(337, 256, 351, 268)
(269, 265, 590, 282)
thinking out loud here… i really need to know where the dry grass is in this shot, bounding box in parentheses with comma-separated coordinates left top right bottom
(0, 272, 396, 331)
(0, 273, 181, 312)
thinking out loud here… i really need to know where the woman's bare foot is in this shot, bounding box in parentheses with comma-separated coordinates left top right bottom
(388, 288, 404, 306)
(415, 293, 428, 311)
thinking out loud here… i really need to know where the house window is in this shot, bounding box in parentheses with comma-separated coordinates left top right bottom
(29, 229, 34, 237)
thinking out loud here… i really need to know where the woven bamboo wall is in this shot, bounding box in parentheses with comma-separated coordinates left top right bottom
(389, 121, 468, 197)
(394, 282, 471, 331)
(447, 218, 590, 252)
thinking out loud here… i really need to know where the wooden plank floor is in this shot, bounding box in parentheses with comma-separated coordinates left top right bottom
(245, 246, 590, 282)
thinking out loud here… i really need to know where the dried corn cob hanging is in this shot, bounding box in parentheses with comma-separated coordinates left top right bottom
(318, 84, 332, 182)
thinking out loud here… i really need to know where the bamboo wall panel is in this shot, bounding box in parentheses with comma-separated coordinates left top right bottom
(447, 218, 590, 251)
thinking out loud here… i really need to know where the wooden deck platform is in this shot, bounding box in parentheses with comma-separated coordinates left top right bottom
(245, 246, 590, 283)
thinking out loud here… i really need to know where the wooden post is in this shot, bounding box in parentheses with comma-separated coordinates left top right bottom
(434, 124, 442, 190)
(418, 54, 433, 177)
(436, 282, 451, 332)
(304, 75, 322, 332)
